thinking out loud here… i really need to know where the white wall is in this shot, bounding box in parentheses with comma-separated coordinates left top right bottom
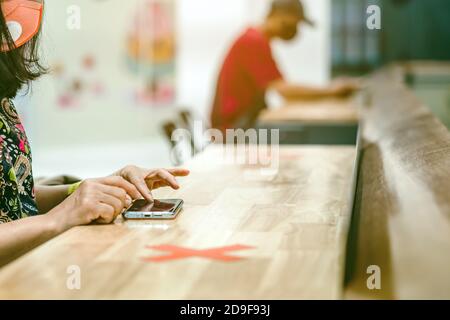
(29, 0, 175, 151)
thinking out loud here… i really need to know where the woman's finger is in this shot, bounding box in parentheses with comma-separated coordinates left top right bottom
(149, 181, 170, 190)
(98, 184, 132, 208)
(167, 168, 190, 177)
(99, 176, 142, 200)
(97, 192, 125, 216)
(114, 167, 153, 201)
(93, 203, 116, 224)
(128, 175, 154, 202)
(147, 169, 179, 189)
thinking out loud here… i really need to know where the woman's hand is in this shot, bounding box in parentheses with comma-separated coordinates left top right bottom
(48, 176, 141, 231)
(113, 166, 190, 202)
(46, 167, 189, 231)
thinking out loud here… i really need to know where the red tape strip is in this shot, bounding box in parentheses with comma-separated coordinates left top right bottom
(142, 244, 255, 262)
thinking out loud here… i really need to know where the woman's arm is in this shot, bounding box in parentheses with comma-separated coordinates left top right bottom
(35, 185, 71, 214)
(0, 213, 63, 267)
(0, 176, 139, 268)
(0, 168, 189, 267)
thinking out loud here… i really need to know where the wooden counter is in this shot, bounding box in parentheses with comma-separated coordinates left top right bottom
(259, 98, 359, 125)
(257, 98, 359, 145)
(401, 61, 450, 81)
(345, 67, 450, 299)
(0, 145, 357, 299)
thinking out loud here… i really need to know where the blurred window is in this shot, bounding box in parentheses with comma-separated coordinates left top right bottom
(331, 0, 382, 76)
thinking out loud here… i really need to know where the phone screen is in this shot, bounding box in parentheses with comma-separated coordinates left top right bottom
(127, 199, 179, 213)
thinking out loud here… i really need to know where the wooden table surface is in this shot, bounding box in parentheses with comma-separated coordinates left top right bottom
(259, 98, 359, 125)
(0, 145, 356, 299)
(345, 67, 450, 299)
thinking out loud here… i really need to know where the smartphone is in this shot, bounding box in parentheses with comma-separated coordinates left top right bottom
(123, 199, 184, 220)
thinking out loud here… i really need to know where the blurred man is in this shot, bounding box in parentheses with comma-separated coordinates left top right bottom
(210, 0, 358, 132)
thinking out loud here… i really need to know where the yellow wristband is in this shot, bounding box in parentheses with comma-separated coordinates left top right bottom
(67, 181, 82, 196)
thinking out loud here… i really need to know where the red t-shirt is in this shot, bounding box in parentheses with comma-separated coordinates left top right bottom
(210, 27, 283, 131)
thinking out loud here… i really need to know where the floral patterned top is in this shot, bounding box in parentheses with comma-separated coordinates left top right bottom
(0, 98, 38, 224)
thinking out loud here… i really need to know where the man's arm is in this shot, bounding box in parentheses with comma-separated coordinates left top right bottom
(269, 78, 359, 101)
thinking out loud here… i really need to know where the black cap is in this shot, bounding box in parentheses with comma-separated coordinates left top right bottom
(271, 0, 315, 27)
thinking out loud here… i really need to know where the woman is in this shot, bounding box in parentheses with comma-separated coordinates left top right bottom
(0, 0, 189, 266)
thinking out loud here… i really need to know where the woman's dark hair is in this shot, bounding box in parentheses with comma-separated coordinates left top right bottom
(0, 0, 47, 99)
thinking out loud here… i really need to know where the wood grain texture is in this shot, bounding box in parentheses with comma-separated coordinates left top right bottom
(259, 98, 359, 125)
(0, 146, 356, 299)
(345, 66, 450, 299)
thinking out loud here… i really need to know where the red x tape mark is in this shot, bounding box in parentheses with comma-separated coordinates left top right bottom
(142, 244, 254, 262)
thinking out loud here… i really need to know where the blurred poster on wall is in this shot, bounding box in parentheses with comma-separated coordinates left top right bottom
(52, 53, 106, 109)
(30, 0, 177, 148)
(126, 0, 176, 106)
